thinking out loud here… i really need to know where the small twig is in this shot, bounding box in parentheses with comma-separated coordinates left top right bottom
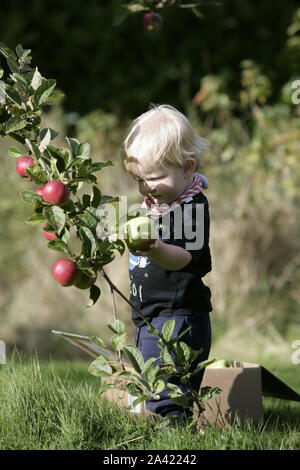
(100, 268, 151, 328)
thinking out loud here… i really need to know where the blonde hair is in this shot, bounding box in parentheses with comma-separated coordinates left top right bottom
(122, 104, 209, 174)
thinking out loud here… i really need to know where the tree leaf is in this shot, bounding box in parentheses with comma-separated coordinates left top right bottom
(43, 205, 66, 235)
(90, 335, 106, 349)
(141, 357, 157, 375)
(124, 345, 144, 373)
(162, 320, 175, 342)
(144, 365, 159, 386)
(87, 285, 101, 307)
(108, 319, 126, 334)
(66, 137, 80, 160)
(6, 116, 27, 133)
(47, 240, 69, 254)
(88, 356, 113, 377)
(3, 84, 21, 106)
(91, 186, 102, 208)
(7, 57, 19, 73)
(154, 380, 165, 395)
(33, 79, 56, 106)
(25, 213, 45, 225)
(8, 146, 25, 158)
(20, 190, 42, 205)
(77, 143, 91, 159)
(80, 226, 97, 257)
(111, 332, 127, 352)
(26, 166, 48, 185)
(31, 67, 43, 91)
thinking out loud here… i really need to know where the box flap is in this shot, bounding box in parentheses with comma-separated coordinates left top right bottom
(261, 366, 300, 402)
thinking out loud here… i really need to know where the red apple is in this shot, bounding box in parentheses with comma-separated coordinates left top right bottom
(42, 180, 70, 206)
(16, 155, 34, 178)
(52, 258, 80, 287)
(74, 271, 97, 290)
(43, 223, 57, 241)
(35, 186, 44, 197)
(143, 12, 163, 31)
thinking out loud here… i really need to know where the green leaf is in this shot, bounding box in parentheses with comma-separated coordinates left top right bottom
(90, 335, 106, 349)
(46, 145, 66, 173)
(154, 380, 165, 395)
(77, 143, 91, 159)
(108, 319, 126, 335)
(29, 141, 41, 160)
(39, 128, 58, 151)
(43, 205, 66, 235)
(47, 240, 69, 254)
(111, 332, 127, 352)
(0, 68, 4, 79)
(144, 365, 159, 386)
(16, 44, 31, 61)
(6, 116, 27, 133)
(87, 285, 101, 307)
(124, 345, 144, 373)
(25, 213, 45, 225)
(31, 67, 42, 91)
(76, 210, 99, 230)
(160, 347, 175, 366)
(90, 161, 113, 173)
(141, 357, 157, 375)
(66, 137, 80, 159)
(162, 320, 175, 342)
(88, 356, 113, 377)
(20, 190, 42, 205)
(3, 84, 21, 106)
(124, 3, 147, 13)
(199, 386, 222, 403)
(91, 186, 102, 208)
(8, 146, 25, 158)
(113, 240, 125, 256)
(26, 166, 48, 185)
(176, 342, 191, 363)
(147, 325, 160, 337)
(33, 79, 56, 106)
(126, 383, 144, 397)
(7, 57, 19, 73)
(132, 394, 148, 408)
(80, 226, 97, 257)
(82, 195, 91, 211)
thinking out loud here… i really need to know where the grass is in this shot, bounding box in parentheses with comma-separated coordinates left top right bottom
(0, 353, 299, 450)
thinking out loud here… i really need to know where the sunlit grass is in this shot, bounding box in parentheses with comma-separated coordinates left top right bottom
(0, 353, 299, 450)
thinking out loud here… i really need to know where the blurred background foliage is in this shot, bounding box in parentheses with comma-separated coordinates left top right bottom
(0, 0, 299, 364)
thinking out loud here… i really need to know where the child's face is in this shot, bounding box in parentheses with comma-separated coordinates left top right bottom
(128, 162, 195, 205)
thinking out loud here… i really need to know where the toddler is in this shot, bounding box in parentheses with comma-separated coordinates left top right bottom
(122, 104, 212, 420)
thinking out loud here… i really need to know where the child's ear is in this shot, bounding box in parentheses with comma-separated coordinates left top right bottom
(184, 159, 196, 177)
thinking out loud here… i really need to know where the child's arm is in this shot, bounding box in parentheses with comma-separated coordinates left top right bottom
(131, 239, 192, 271)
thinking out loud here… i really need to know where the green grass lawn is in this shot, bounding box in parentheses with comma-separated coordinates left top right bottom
(0, 354, 299, 450)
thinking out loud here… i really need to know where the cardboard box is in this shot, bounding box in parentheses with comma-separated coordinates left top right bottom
(52, 330, 300, 427)
(199, 361, 300, 427)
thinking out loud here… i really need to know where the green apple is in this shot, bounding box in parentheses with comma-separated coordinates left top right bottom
(207, 359, 234, 369)
(124, 216, 156, 251)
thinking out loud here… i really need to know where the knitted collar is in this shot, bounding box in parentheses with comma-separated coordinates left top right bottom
(141, 172, 209, 216)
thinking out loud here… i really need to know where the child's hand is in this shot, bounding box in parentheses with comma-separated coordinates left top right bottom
(130, 239, 160, 257)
